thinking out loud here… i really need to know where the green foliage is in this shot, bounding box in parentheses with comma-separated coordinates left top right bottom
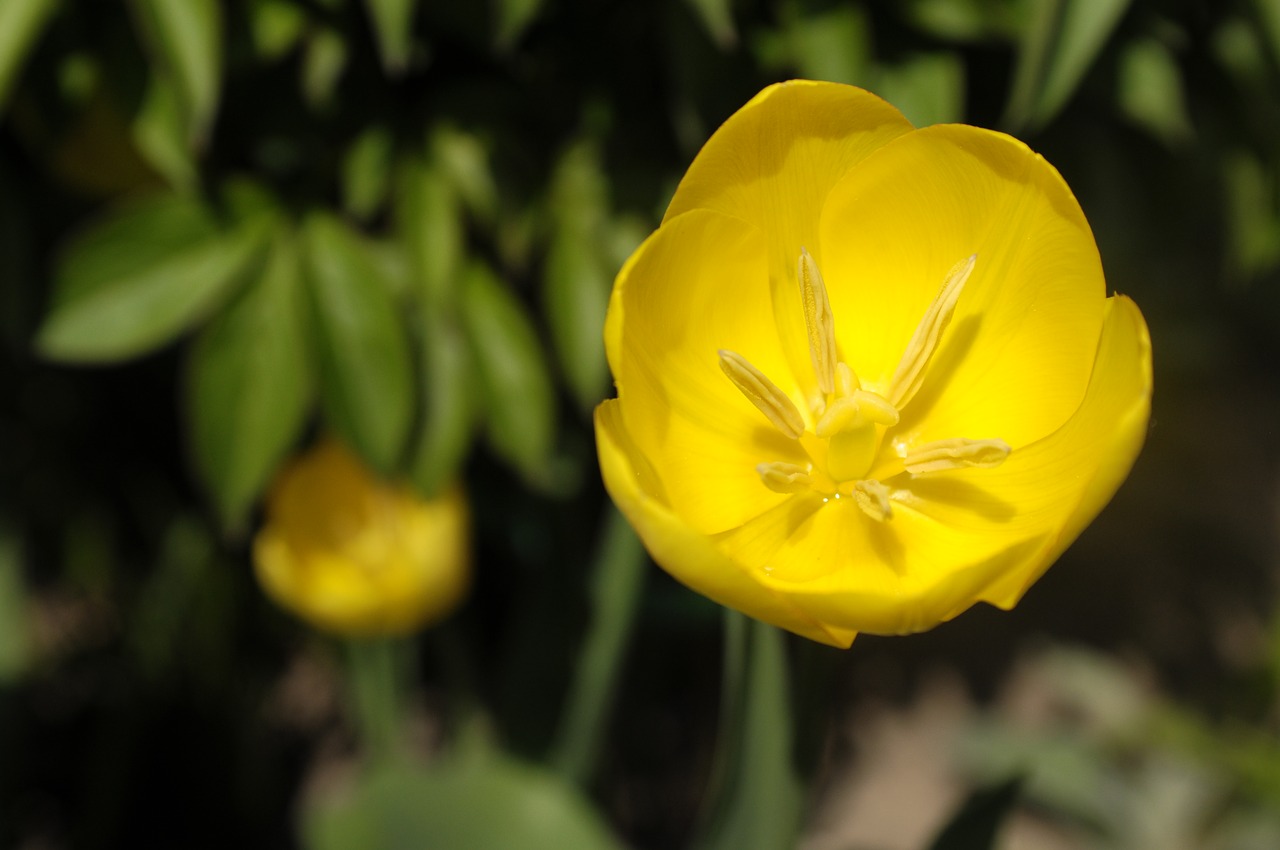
(304, 754, 624, 850)
(188, 228, 314, 534)
(303, 212, 414, 474)
(0, 0, 57, 113)
(927, 777, 1023, 850)
(37, 194, 270, 362)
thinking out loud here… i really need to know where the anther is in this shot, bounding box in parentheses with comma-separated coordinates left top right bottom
(757, 462, 813, 494)
(903, 438, 1011, 474)
(798, 248, 837, 395)
(718, 350, 806, 439)
(889, 254, 975, 409)
(853, 479, 893, 521)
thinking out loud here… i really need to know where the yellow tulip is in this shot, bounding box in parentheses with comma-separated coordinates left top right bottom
(595, 81, 1152, 648)
(254, 439, 469, 637)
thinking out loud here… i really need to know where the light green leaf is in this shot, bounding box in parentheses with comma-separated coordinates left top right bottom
(432, 126, 498, 226)
(545, 139, 611, 414)
(342, 126, 395, 221)
(302, 26, 348, 109)
(247, 0, 308, 61)
(132, 74, 198, 191)
(364, 0, 418, 74)
(874, 51, 965, 127)
(461, 261, 556, 484)
(37, 194, 270, 363)
(303, 212, 414, 473)
(683, 0, 737, 48)
(906, 0, 1028, 42)
(1003, 0, 1132, 131)
(494, 0, 544, 50)
(129, 0, 222, 147)
(1118, 38, 1193, 146)
(756, 3, 870, 87)
(408, 309, 475, 497)
(0, 0, 58, 113)
(304, 755, 624, 850)
(396, 154, 462, 306)
(189, 228, 314, 534)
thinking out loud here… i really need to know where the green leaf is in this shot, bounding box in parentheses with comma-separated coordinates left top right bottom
(132, 74, 198, 191)
(342, 126, 395, 221)
(1117, 37, 1193, 146)
(545, 140, 612, 414)
(494, 0, 544, 50)
(874, 52, 966, 127)
(695, 616, 804, 850)
(37, 194, 269, 363)
(408, 309, 475, 497)
(755, 3, 871, 87)
(683, 0, 737, 48)
(460, 261, 556, 484)
(303, 212, 413, 473)
(0, 0, 58, 113)
(396, 154, 462, 306)
(927, 776, 1023, 850)
(188, 228, 313, 534)
(129, 0, 223, 147)
(432, 126, 498, 226)
(302, 26, 348, 109)
(247, 0, 308, 61)
(363, 0, 418, 74)
(304, 755, 624, 850)
(1003, 0, 1132, 132)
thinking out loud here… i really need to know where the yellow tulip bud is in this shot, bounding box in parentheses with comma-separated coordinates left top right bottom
(253, 438, 469, 637)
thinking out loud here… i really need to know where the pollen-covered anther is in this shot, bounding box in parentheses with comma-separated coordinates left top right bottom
(718, 349, 806, 439)
(853, 479, 893, 521)
(757, 462, 813, 494)
(889, 254, 976, 409)
(798, 247, 837, 395)
(904, 438, 1011, 474)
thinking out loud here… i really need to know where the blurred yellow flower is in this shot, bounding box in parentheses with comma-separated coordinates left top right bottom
(254, 439, 469, 637)
(595, 81, 1152, 648)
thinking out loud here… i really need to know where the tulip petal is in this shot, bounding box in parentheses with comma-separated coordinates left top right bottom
(750, 295, 1150, 636)
(665, 81, 913, 397)
(819, 124, 1107, 449)
(606, 209, 809, 534)
(595, 400, 855, 647)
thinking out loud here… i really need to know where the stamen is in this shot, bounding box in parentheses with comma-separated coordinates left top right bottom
(888, 254, 975, 409)
(757, 462, 813, 494)
(798, 248, 837, 395)
(903, 438, 1011, 474)
(853, 479, 892, 521)
(718, 350, 806, 439)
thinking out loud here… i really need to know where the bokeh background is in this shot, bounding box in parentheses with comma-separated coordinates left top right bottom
(1, 0, 1279, 848)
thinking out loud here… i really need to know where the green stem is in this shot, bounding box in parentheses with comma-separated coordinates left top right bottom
(549, 506, 648, 784)
(694, 613, 805, 850)
(346, 637, 403, 767)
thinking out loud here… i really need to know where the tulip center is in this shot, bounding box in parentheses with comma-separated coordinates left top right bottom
(718, 249, 1012, 522)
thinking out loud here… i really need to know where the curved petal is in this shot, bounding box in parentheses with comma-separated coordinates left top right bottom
(596, 400, 855, 647)
(752, 295, 1150, 636)
(818, 124, 1107, 450)
(665, 81, 914, 397)
(607, 208, 809, 534)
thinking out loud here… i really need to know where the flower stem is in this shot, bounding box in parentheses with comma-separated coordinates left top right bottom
(346, 637, 403, 767)
(694, 612, 805, 850)
(549, 506, 647, 785)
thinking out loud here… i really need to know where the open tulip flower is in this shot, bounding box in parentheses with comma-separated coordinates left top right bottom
(596, 81, 1152, 647)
